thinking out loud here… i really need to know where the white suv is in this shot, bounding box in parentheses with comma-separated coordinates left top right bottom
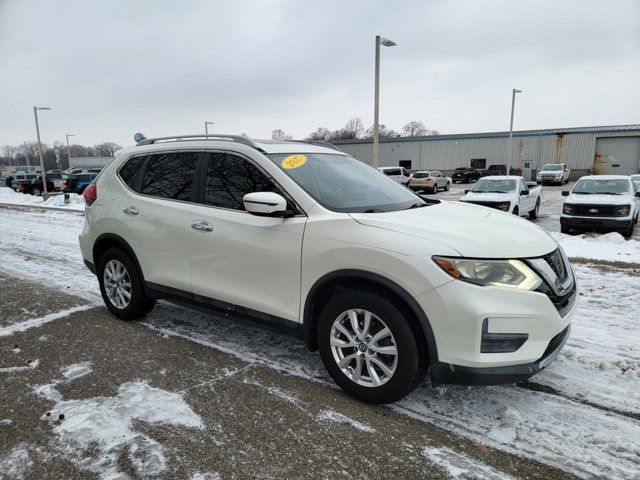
(79, 135, 577, 403)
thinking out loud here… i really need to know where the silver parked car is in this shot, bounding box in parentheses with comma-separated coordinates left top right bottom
(408, 170, 450, 194)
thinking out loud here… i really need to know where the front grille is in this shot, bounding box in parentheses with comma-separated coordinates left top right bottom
(541, 175, 559, 181)
(463, 200, 506, 210)
(566, 204, 618, 217)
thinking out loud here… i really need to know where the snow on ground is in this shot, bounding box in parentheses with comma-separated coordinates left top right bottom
(552, 231, 640, 264)
(0, 444, 34, 480)
(1, 195, 640, 479)
(0, 187, 85, 211)
(0, 358, 39, 373)
(316, 410, 376, 433)
(422, 445, 516, 480)
(34, 363, 203, 479)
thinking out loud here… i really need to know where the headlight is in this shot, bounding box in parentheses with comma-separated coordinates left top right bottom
(433, 257, 542, 290)
(497, 202, 511, 211)
(617, 205, 631, 216)
(563, 203, 574, 214)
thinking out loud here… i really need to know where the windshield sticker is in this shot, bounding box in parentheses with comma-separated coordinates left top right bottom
(281, 154, 307, 169)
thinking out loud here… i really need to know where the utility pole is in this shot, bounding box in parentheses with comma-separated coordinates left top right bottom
(506, 89, 522, 174)
(372, 35, 396, 168)
(33, 106, 52, 198)
(66, 134, 75, 170)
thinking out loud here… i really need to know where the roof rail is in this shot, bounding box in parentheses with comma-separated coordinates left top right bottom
(289, 139, 342, 151)
(136, 134, 264, 152)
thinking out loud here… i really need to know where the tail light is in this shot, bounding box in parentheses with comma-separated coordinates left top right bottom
(83, 183, 97, 206)
(62, 180, 67, 187)
(427, 177, 432, 181)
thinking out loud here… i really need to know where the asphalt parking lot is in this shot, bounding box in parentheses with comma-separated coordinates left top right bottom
(1, 185, 640, 480)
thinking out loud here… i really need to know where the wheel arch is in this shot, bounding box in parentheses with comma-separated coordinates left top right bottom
(92, 233, 145, 282)
(302, 269, 438, 367)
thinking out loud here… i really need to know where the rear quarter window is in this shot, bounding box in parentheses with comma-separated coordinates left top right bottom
(118, 156, 146, 191)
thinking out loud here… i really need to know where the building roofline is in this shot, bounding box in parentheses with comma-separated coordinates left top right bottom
(332, 124, 640, 145)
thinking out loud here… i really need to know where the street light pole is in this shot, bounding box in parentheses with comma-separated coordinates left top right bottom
(372, 35, 396, 168)
(506, 89, 522, 174)
(66, 134, 75, 170)
(205, 121, 214, 135)
(33, 106, 52, 198)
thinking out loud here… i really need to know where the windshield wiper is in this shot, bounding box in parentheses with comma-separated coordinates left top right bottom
(573, 192, 591, 194)
(597, 192, 623, 195)
(405, 203, 428, 210)
(363, 208, 386, 213)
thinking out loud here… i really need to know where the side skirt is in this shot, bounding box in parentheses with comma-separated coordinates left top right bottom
(144, 281, 306, 341)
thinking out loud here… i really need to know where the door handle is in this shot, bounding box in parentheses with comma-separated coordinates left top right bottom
(191, 221, 213, 232)
(123, 207, 139, 216)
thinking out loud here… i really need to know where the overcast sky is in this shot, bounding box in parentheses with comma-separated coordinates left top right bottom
(1, 0, 638, 148)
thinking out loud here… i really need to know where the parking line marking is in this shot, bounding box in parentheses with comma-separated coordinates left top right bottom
(0, 304, 99, 338)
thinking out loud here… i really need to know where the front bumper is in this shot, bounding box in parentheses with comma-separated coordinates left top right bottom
(560, 215, 632, 231)
(417, 254, 577, 386)
(431, 325, 570, 385)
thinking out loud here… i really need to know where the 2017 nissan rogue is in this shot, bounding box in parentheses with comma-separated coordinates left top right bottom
(79, 135, 578, 403)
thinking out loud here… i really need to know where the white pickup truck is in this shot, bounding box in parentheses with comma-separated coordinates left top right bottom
(460, 175, 542, 219)
(537, 163, 570, 185)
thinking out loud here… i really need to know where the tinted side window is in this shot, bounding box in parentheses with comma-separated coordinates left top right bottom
(119, 156, 146, 191)
(204, 153, 278, 210)
(141, 152, 198, 201)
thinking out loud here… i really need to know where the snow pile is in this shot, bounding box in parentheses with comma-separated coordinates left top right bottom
(316, 410, 375, 433)
(0, 186, 84, 211)
(422, 446, 515, 479)
(552, 231, 640, 263)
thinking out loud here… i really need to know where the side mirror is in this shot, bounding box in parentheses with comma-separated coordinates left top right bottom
(243, 192, 291, 217)
(562, 191, 570, 197)
(464, 189, 470, 194)
(521, 189, 530, 196)
(635, 191, 640, 198)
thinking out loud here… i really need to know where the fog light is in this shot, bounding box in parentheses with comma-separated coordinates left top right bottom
(480, 319, 528, 353)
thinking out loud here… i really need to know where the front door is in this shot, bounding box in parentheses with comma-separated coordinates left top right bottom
(188, 151, 306, 323)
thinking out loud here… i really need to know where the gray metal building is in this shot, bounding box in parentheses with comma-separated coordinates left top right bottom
(333, 124, 640, 181)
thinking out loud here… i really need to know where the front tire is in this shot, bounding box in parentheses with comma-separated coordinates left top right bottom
(317, 289, 427, 404)
(98, 248, 156, 320)
(431, 185, 438, 194)
(512, 206, 519, 216)
(444, 182, 450, 191)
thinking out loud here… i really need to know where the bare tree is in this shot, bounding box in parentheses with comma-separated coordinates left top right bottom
(401, 120, 440, 137)
(340, 117, 365, 139)
(94, 142, 122, 157)
(271, 129, 292, 141)
(364, 124, 400, 139)
(306, 127, 332, 142)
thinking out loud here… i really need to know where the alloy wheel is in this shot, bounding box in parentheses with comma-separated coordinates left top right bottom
(103, 259, 132, 309)
(329, 309, 398, 387)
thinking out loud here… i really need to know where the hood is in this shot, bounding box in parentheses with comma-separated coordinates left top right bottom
(349, 201, 557, 258)
(566, 193, 635, 204)
(460, 191, 513, 202)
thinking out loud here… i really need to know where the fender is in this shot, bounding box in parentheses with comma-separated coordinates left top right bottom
(302, 269, 439, 368)
(92, 233, 146, 283)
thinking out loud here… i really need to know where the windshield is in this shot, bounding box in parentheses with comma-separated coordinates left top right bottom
(573, 179, 630, 195)
(631, 175, 640, 182)
(471, 178, 516, 193)
(542, 164, 563, 171)
(268, 153, 425, 213)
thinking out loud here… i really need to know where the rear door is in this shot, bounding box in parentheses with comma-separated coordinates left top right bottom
(188, 151, 306, 322)
(116, 151, 201, 292)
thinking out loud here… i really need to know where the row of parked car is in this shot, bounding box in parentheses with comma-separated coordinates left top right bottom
(1, 168, 100, 196)
(378, 163, 572, 194)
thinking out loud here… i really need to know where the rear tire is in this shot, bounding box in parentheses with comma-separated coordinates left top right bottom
(529, 200, 540, 219)
(98, 248, 156, 320)
(317, 289, 427, 404)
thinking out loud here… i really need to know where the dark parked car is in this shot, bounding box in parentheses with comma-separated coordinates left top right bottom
(25, 175, 56, 196)
(65, 173, 98, 194)
(452, 167, 480, 183)
(479, 164, 508, 177)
